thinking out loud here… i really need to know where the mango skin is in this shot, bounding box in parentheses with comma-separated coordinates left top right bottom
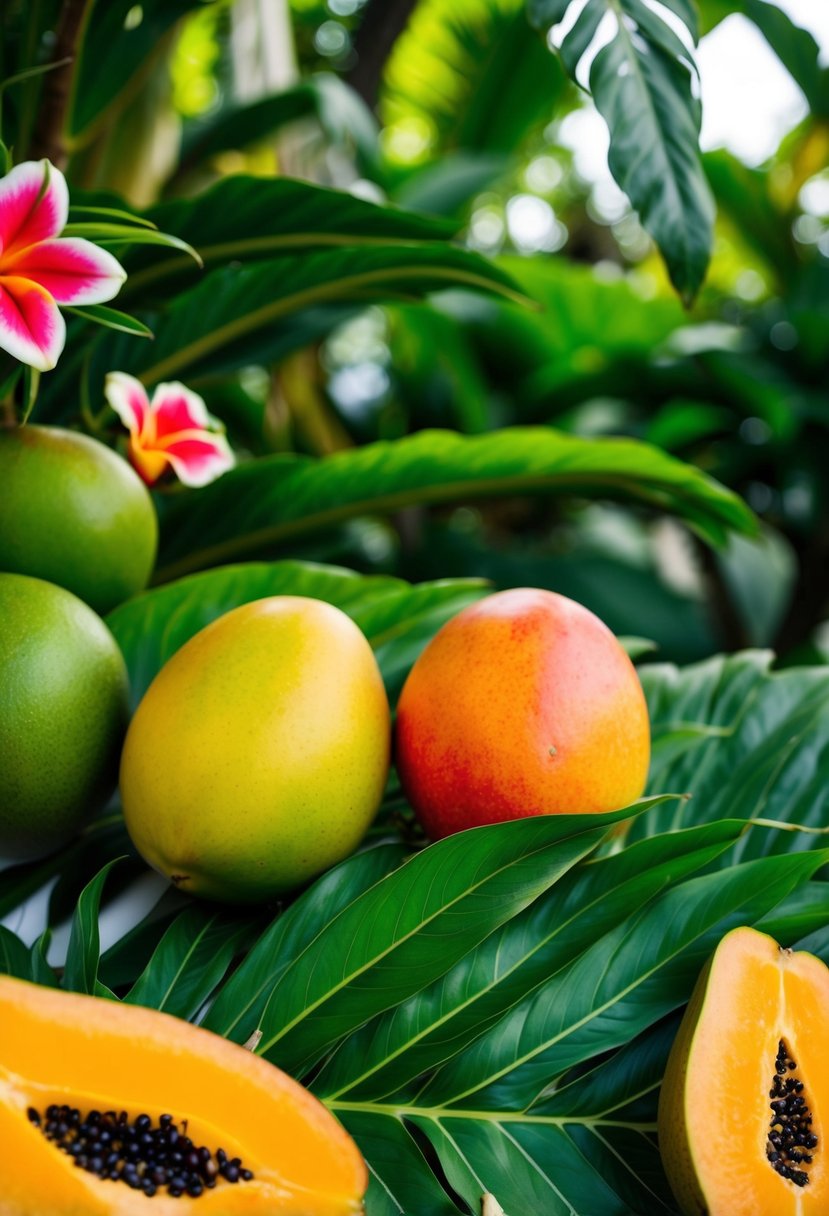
(395, 587, 650, 840)
(0, 424, 157, 615)
(120, 596, 391, 903)
(0, 573, 129, 861)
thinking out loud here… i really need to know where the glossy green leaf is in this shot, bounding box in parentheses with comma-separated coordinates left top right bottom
(64, 304, 153, 339)
(635, 651, 829, 856)
(106, 561, 487, 709)
(29, 931, 57, 988)
(124, 906, 256, 1020)
(120, 178, 457, 303)
(154, 428, 755, 582)
(0, 925, 32, 980)
(111, 245, 524, 389)
(61, 224, 200, 264)
(529, 0, 714, 302)
(314, 819, 743, 1102)
(204, 842, 409, 1044)
(383, 0, 568, 156)
(324, 850, 823, 1214)
(98, 889, 188, 992)
(255, 806, 646, 1077)
(413, 850, 823, 1111)
(62, 859, 125, 996)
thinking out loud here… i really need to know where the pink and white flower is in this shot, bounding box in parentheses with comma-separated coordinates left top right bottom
(105, 371, 235, 487)
(0, 159, 126, 371)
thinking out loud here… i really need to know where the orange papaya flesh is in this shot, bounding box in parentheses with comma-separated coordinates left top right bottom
(658, 926, 829, 1216)
(0, 976, 366, 1215)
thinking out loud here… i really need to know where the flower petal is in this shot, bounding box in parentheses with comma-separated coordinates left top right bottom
(127, 439, 170, 486)
(105, 372, 153, 441)
(0, 277, 65, 370)
(5, 238, 126, 305)
(150, 382, 213, 438)
(0, 160, 68, 255)
(160, 431, 236, 487)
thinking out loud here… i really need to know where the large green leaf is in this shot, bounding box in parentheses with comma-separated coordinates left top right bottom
(123, 906, 257, 1020)
(175, 73, 381, 185)
(69, 0, 198, 140)
(106, 561, 487, 708)
(0, 926, 34, 981)
(254, 808, 643, 1077)
(153, 428, 755, 581)
(314, 819, 744, 1102)
(325, 849, 823, 1215)
(120, 177, 458, 303)
(203, 843, 409, 1045)
(61, 859, 124, 997)
(634, 650, 829, 856)
(529, 0, 714, 302)
(109, 245, 525, 388)
(382, 0, 568, 156)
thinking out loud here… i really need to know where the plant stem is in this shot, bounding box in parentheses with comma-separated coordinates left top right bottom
(28, 0, 91, 168)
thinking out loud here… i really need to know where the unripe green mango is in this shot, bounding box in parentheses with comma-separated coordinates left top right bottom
(0, 425, 157, 615)
(0, 573, 130, 861)
(120, 596, 391, 904)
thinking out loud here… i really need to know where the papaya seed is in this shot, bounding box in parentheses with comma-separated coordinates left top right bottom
(28, 1104, 254, 1199)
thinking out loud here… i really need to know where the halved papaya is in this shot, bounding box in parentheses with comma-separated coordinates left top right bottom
(0, 976, 366, 1215)
(658, 925, 829, 1216)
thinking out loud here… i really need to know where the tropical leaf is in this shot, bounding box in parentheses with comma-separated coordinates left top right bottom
(0, 926, 33, 981)
(63, 304, 154, 340)
(124, 905, 257, 1020)
(528, 0, 714, 302)
(29, 932, 56, 988)
(153, 428, 756, 582)
(203, 842, 410, 1044)
(61, 859, 125, 997)
(253, 805, 652, 1077)
(382, 0, 568, 156)
(313, 819, 745, 1102)
(634, 650, 829, 856)
(174, 73, 380, 184)
(488, 255, 686, 409)
(101, 245, 526, 389)
(98, 889, 188, 992)
(324, 849, 824, 1215)
(106, 561, 487, 709)
(68, 0, 199, 140)
(120, 177, 458, 303)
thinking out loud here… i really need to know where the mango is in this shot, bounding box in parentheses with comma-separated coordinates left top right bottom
(395, 587, 650, 839)
(0, 573, 129, 861)
(0, 424, 157, 615)
(120, 596, 391, 903)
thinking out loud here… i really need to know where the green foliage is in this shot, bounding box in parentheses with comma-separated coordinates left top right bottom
(528, 0, 714, 301)
(2, 4, 829, 1214)
(151, 428, 754, 581)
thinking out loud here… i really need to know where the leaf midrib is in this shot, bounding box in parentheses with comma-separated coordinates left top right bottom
(155, 469, 738, 584)
(255, 830, 603, 1059)
(324, 797, 690, 1100)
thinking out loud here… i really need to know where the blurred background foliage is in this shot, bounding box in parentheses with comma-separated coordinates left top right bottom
(4, 0, 828, 667)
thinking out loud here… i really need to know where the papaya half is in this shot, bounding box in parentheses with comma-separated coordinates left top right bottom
(658, 925, 829, 1216)
(0, 976, 366, 1215)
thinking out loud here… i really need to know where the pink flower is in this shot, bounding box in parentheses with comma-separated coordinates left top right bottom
(0, 159, 126, 371)
(105, 371, 235, 488)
